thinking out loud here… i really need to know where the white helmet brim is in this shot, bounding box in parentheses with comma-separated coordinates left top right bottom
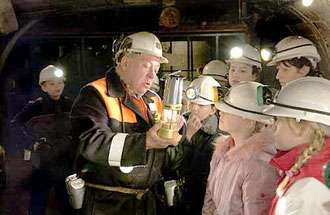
(216, 101, 274, 125)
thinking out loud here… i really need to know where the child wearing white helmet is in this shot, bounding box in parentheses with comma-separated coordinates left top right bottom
(202, 81, 278, 215)
(39, 65, 66, 100)
(267, 36, 321, 87)
(226, 44, 262, 86)
(262, 77, 330, 215)
(10, 65, 74, 215)
(176, 76, 222, 215)
(202, 60, 228, 87)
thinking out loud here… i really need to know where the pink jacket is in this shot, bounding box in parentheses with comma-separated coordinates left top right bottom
(202, 126, 279, 215)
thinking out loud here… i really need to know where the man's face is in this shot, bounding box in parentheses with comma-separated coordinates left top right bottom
(121, 54, 161, 95)
(276, 61, 309, 87)
(41, 80, 65, 100)
(228, 62, 256, 86)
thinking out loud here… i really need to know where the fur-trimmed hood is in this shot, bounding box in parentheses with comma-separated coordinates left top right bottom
(213, 126, 276, 162)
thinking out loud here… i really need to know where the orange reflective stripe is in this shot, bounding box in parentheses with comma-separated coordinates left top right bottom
(87, 78, 137, 123)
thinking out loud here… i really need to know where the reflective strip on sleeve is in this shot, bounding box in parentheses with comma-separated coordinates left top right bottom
(108, 133, 128, 166)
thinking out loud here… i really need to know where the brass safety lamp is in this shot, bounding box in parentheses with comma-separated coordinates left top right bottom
(158, 74, 184, 139)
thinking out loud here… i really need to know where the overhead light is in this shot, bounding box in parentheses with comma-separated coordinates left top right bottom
(54, 69, 64, 78)
(302, 0, 313, 7)
(261, 48, 272, 61)
(230, 47, 243, 58)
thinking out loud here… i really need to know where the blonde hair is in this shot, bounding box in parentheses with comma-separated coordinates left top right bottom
(276, 119, 326, 195)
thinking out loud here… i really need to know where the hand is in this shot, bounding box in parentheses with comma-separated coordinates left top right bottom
(185, 114, 202, 142)
(146, 119, 183, 150)
(33, 141, 40, 151)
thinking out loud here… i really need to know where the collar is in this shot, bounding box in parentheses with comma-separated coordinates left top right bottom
(119, 76, 143, 99)
(201, 114, 219, 135)
(105, 68, 125, 98)
(213, 126, 276, 161)
(270, 138, 330, 172)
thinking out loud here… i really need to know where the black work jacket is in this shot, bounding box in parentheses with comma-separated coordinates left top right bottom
(10, 94, 74, 176)
(178, 114, 220, 215)
(71, 70, 181, 215)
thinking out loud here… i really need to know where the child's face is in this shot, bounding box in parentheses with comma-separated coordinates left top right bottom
(41, 80, 65, 100)
(228, 62, 256, 86)
(219, 111, 245, 133)
(274, 117, 313, 151)
(189, 102, 215, 121)
(275, 61, 309, 87)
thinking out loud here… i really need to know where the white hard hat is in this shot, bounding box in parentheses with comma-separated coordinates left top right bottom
(188, 76, 220, 105)
(267, 36, 320, 69)
(202, 60, 227, 82)
(115, 31, 168, 64)
(226, 44, 262, 69)
(215, 81, 274, 125)
(39, 65, 66, 85)
(150, 76, 160, 92)
(264, 77, 330, 126)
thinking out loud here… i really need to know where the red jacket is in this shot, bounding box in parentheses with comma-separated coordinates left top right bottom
(269, 138, 330, 215)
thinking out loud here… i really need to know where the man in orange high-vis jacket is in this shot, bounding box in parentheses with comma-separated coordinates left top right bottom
(71, 32, 184, 215)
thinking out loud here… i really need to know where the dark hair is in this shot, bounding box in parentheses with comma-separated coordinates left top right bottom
(282, 57, 323, 77)
(252, 66, 261, 80)
(227, 63, 261, 81)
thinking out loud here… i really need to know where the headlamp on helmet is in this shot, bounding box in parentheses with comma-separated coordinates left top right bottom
(54, 69, 64, 78)
(261, 48, 273, 62)
(227, 44, 262, 69)
(186, 86, 228, 103)
(257, 85, 278, 106)
(323, 161, 330, 189)
(230, 47, 243, 59)
(39, 65, 66, 85)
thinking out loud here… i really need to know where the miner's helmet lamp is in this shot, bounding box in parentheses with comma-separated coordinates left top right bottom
(256, 85, 278, 106)
(324, 161, 330, 189)
(185, 76, 229, 104)
(186, 86, 228, 103)
(39, 65, 66, 85)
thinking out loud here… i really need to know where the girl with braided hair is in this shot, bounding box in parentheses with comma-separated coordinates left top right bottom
(263, 77, 330, 215)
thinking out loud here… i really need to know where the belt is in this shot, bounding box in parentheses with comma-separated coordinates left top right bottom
(85, 182, 149, 200)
